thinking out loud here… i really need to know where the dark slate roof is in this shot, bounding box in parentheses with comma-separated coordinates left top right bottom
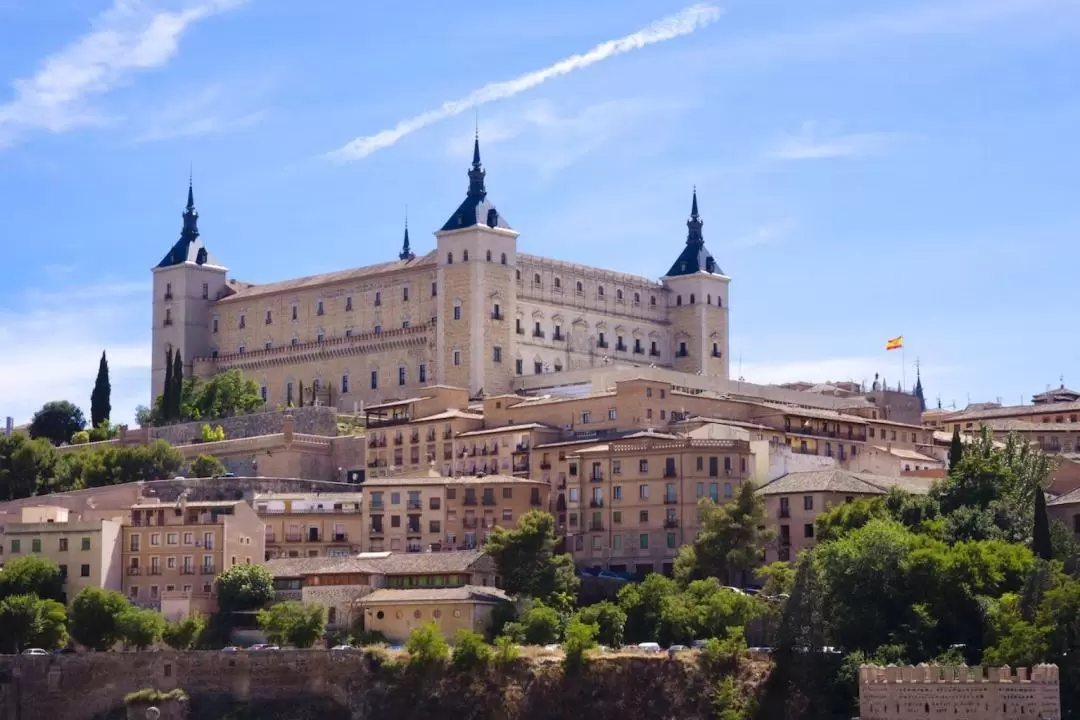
(156, 182, 220, 269)
(440, 136, 512, 232)
(665, 189, 722, 277)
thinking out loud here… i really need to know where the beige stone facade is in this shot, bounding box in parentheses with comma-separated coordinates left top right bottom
(152, 146, 731, 408)
(0, 505, 123, 602)
(859, 664, 1060, 719)
(255, 492, 365, 560)
(121, 499, 265, 617)
(359, 586, 510, 643)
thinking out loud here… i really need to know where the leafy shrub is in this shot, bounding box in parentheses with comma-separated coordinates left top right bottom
(350, 628, 389, 646)
(405, 622, 449, 667)
(562, 617, 598, 674)
(70, 431, 90, 445)
(701, 631, 748, 674)
(451, 629, 491, 670)
(493, 635, 520, 666)
(125, 688, 188, 705)
(712, 676, 751, 720)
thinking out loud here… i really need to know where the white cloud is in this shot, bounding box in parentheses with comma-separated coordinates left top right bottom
(132, 82, 267, 143)
(769, 123, 898, 161)
(729, 220, 798, 250)
(0, 281, 150, 426)
(326, 3, 722, 162)
(0, 0, 247, 147)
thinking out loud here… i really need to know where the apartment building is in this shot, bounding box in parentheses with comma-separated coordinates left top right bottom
(562, 433, 754, 575)
(361, 473, 549, 553)
(256, 492, 364, 560)
(121, 498, 265, 616)
(756, 470, 934, 562)
(0, 505, 123, 602)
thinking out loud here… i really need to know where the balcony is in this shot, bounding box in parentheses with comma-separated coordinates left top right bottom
(148, 568, 163, 576)
(426, 432, 437, 443)
(596, 340, 609, 349)
(513, 443, 530, 453)
(407, 501, 423, 510)
(778, 508, 791, 519)
(590, 472, 604, 482)
(532, 330, 545, 339)
(663, 469, 678, 478)
(369, 526, 384, 536)
(589, 522, 605, 532)
(516, 326, 525, 335)
(368, 438, 387, 448)
(633, 346, 644, 355)
(201, 567, 216, 576)
(406, 526, 422, 536)
(540, 461, 551, 470)
(553, 332, 565, 342)
(711, 350, 722, 358)
(462, 518, 479, 530)
(410, 432, 420, 443)
(443, 430, 453, 440)
(589, 499, 603, 508)
(663, 495, 678, 505)
(482, 496, 497, 507)
(369, 503, 384, 513)
(785, 425, 867, 443)
(393, 437, 403, 446)
(664, 518, 680, 529)
(615, 343, 627, 352)
(180, 568, 196, 576)
(530, 494, 543, 507)
(285, 534, 302, 543)
(306, 534, 322, 543)
(127, 567, 141, 576)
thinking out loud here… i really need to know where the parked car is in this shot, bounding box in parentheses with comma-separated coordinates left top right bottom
(667, 645, 689, 656)
(21, 648, 50, 656)
(221, 646, 241, 653)
(690, 639, 709, 649)
(636, 642, 662, 653)
(330, 645, 355, 651)
(249, 644, 279, 651)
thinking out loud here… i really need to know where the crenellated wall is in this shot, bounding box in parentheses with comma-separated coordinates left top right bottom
(859, 664, 1061, 719)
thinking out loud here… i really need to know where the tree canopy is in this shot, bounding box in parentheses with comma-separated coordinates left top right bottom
(673, 481, 774, 585)
(0, 554, 65, 602)
(215, 564, 275, 613)
(153, 369, 264, 425)
(29, 400, 86, 446)
(257, 601, 325, 648)
(485, 510, 579, 610)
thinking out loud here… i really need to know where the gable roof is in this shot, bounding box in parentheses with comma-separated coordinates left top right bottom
(756, 469, 933, 497)
(360, 585, 511, 605)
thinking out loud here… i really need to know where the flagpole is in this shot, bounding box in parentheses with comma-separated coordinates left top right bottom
(902, 344, 906, 393)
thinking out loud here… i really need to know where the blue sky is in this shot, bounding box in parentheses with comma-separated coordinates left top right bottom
(1, 0, 1078, 425)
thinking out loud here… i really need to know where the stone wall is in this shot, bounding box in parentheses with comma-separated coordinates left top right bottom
(0, 650, 754, 720)
(140, 476, 362, 503)
(859, 664, 1061, 720)
(151, 406, 340, 446)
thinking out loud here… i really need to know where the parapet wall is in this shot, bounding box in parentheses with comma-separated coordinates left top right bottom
(150, 406, 340, 445)
(0, 650, 740, 720)
(859, 664, 1061, 720)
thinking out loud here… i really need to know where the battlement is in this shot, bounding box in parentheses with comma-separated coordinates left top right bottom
(860, 663, 1059, 685)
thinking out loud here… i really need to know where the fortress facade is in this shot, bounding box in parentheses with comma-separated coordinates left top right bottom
(150, 136, 730, 408)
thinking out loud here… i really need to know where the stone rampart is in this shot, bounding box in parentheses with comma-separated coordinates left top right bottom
(151, 406, 339, 445)
(0, 650, 745, 720)
(859, 664, 1061, 719)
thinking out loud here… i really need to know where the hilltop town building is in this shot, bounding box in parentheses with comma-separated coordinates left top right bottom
(151, 137, 730, 408)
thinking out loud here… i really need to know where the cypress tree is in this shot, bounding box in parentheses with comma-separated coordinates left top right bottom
(1033, 487, 1053, 561)
(298, 380, 305, 408)
(948, 427, 963, 471)
(172, 349, 184, 420)
(163, 347, 174, 420)
(90, 350, 111, 428)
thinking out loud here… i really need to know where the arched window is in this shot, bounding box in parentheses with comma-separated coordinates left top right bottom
(501, 253, 507, 265)
(485, 250, 492, 262)
(463, 250, 469, 262)
(447, 252, 454, 265)
(515, 269, 521, 281)
(633, 292, 640, 305)
(576, 281, 584, 294)
(616, 289, 623, 301)
(597, 285, 605, 298)
(690, 294, 696, 305)
(650, 296, 656, 307)
(533, 273, 541, 287)
(717, 296, 722, 307)
(554, 277, 561, 290)
(677, 295, 682, 306)
(707, 294, 712, 305)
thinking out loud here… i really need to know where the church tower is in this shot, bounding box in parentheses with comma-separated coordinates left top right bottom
(433, 134, 518, 396)
(150, 180, 228, 403)
(662, 189, 730, 378)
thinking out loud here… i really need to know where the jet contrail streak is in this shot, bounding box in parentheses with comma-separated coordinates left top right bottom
(325, 3, 722, 162)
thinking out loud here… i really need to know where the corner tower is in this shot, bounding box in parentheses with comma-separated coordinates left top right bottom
(150, 180, 228, 403)
(434, 134, 518, 396)
(662, 189, 730, 378)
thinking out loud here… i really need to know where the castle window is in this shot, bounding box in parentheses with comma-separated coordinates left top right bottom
(211, 349, 219, 358)
(317, 330, 325, 343)
(689, 294, 695, 304)
(345, 328, 352, 338)
(633, 292, 640, 305)
(492, 303, 501, 320)
(164, 309, 173, 326)
(501, 253, 507, 265)
(164, 283, 172, 300)
(346, 296, 353, 311)
(370, 370, 378, 390)
(676, 295, 682, 306)
(447, 252, 454, 265)
(202, 283, 208, 300)
(402, 320, 410, 329)
(292, 304, 298, 320)
(265, 310, 272, 325)
(238, 344, 245, 354)
(493, 346, 502, 363)
(678, 342, 688, 357)
(707, 294, 711, 305)
(453, 351, 461, 366)
(515, 269, 521, 281)
(716, 296, 722, 307)
(419, 364, 427, 382)
(260, 385, 268, 402)
(712, 343, 721, 358)
(554, 277, 561, 290)
(576, 281, 584, 295)
(533, 273, 541, 288)
(515, 359, 523, 375)
(431, 282, 437, 297)
(650, 296, 656, 307)
(398, 366, 407, 386)
(403, 286, 409, 301)
(453, 301, 462, 321)
(341, 375, 349, 394)
(374, 325, 381, 334)
(463, 250, 469, 262)
(616, 289, 623, 302)
(264, 341, 272, 351)
(287, 382, 294, 404)
(317, 300, 324, 316)
(291, 336, 299, 346)
(597, 285, 605, 298)
(374, 292, 381, 306)
(239, 314, 246, 329)
(486, 250, 492, 262)
(212, 318, 218, 334)
(554, 359, 563, 372)
(534, 361, 543, 375)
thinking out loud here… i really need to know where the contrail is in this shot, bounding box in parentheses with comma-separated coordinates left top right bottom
(325, 3, 722, 163)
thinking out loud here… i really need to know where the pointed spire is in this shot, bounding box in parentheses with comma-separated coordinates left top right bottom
(181, 174, 199, 242)
(399, 211, 414, 261)
(685, 186, 703, 246)
(467, 128, 487, 200)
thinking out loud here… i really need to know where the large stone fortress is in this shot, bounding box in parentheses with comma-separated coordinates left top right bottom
(151, 136, 730, 408)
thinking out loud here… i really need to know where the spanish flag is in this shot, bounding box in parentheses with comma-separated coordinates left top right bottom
(885, 336, 903, 351)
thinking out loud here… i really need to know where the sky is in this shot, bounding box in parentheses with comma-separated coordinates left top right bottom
(1, 0, 1078, 426)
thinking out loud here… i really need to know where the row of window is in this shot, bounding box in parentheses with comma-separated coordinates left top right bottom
(9, 536, 92, 553)
(218, 284, 439, 331)
(446, 249, 507, 265)
(566, 481, 737, 503)
(518, 272, 658, 307)
(129, 583, 213, 600)
(129, 531, 214, 551)
(162, 282, 209, 301)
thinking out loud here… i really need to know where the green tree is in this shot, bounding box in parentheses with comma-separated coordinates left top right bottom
(257, 601, 325, 648)
(576, 600, 626, 647)
(949, 426, 964, 470)
(134, 405, 153, 428)
(0, 594, 68, 653)
(451, 629, 491, 670)
(171, 350, 184, 421)
(485, 511, 579, 608)
(116, 606, 165, 650)
(0, 554, 64, 602)
(674, 482, 774, 586)
(405, 621, 450, 666)
(0, 433, 59, 500)
(215, 564, 275, 613)
(518, 602, 562, 645)
(29, 400, 86, 446)
(69, 587, 130, 651)
(191, 454, 226, 478)
(162, 612, 207, 650)
(90, 351, 111, 428)
(71, 430, 91, 445)
(618, 572, 679, 644)
(562, 616, 598, 673)
(756, 561, 796, 598)
(1033, 487, 1053, 561)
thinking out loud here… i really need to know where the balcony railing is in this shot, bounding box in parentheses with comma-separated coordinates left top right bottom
(596, 340, 609, 349)
(369, 526, 384, 535)
(533, 330, 545, 339)
(180, 568, 196, 575)
(285, 534, 302, 542)
(590, 472, 604, 482)
(615, 343, 627, 352)
(201, 566, 216, 575)
(663, 469, 678, 478)
(369, 504, 384, 513)
(778, 508, 790, 519)
(407, 501, 422, 510)
(785, 425, 867, 442)
(530, 495, 543, 507)
(463, 497, 477, 506)
(539, 461, 551, 469)
(406, 526, 422, 535)
(589, 499, 603, 508)
(127, 567, 141, 576)
(664, 518, 679, 529)
(512, 462, 529, 473)
(462, 518, 479, 529)
(553, 332, 565, 342)
(663, 496, 678, 505)
(676, 350, 688, 358)
(482, 496, 496, 507)
(589, 522, 605, 531)
(649, 348, 661, 357)
(491, 311, 503, 320)
(514, 443, 530, 453)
